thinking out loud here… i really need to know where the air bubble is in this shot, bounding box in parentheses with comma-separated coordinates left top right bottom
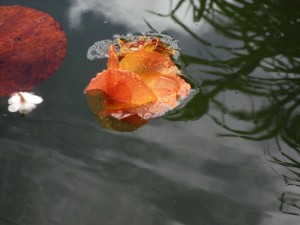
(87, 39, 112, 60)
(88, 32, 181, 60)
(144, 113, 152, 119)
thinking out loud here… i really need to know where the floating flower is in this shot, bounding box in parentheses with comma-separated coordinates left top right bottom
(0, 5, 67, 97)
(85, 34, 191, 131)
(8, 92, 43, 114)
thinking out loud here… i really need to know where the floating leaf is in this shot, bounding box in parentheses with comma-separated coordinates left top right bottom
(0, 5, 67, 97)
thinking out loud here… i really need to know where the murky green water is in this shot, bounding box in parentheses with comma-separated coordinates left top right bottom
(0, 0, 299, 224)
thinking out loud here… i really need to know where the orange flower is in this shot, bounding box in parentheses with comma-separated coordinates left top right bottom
(85, 37, 190, 131)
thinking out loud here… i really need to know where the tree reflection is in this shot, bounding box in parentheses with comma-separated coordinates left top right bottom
(152, 0, 300, 215)
(266, 138, 300, 215)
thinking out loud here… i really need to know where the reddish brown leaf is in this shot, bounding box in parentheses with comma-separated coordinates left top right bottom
(0, 5, 67, 96)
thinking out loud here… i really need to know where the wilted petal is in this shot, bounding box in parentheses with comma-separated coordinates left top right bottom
(8, 103, 21, 112)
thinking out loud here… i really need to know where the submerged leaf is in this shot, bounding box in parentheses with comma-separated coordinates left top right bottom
(87, 94, 147, 132)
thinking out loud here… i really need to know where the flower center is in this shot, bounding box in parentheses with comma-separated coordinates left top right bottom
(17, 92, 26, 103)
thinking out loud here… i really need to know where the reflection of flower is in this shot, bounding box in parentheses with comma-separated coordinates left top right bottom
(85, 36, 191, 125)
(8, 92, 43, 114)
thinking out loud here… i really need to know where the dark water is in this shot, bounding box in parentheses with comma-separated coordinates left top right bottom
(0, 0, 299, 224)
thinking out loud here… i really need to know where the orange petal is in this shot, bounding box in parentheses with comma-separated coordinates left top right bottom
(140, 72, 180, 97)
(119, 51, 180, 76)
(141, 41, 158, 52)
(85, 69, 157, 106)
(134, 73, 191, 119)
(107, 45, 119, 69)
(140, 72, 190, 99)
(102, 74, 191, 120)
(134, 93, 178, 119)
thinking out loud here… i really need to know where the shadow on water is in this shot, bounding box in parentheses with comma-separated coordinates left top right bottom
(151, 0, 300, 215)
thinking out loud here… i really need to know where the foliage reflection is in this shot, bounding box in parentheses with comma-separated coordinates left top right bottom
(152, 0, 300, 215)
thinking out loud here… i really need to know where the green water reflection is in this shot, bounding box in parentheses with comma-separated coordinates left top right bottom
(159, 0, 300, 215)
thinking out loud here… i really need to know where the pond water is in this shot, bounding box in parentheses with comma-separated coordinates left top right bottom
(0, 0, 299, 225)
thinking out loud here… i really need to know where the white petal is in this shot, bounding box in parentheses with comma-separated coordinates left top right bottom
(22, 92, 43, 104)
(19, 103, 36, 114)
(8, 103, 21, 112)
(8, 95, 21, 104)
(28, 95, 43, 104)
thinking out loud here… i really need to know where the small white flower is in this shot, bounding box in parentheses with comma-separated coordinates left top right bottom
(8, 92, 43, 114)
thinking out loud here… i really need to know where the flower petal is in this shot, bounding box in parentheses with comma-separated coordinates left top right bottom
(107, 45, 119, 69)
(8, 94, 21, 104)
(140, 73, 180, 96)
(8, 103, 20, 112)
(85, 69, 157, 106)
(22, 92, 43, 104)
(135, 94, 176, 119)
(134, 73, 191, 119)
(19, 103, 36, 114)
(143, 73, 190, 99)
(85, 35, 192, 130)
(119, 51, 180, 76)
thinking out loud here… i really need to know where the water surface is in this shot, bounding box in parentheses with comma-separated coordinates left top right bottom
(0, 0, 299, 224)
